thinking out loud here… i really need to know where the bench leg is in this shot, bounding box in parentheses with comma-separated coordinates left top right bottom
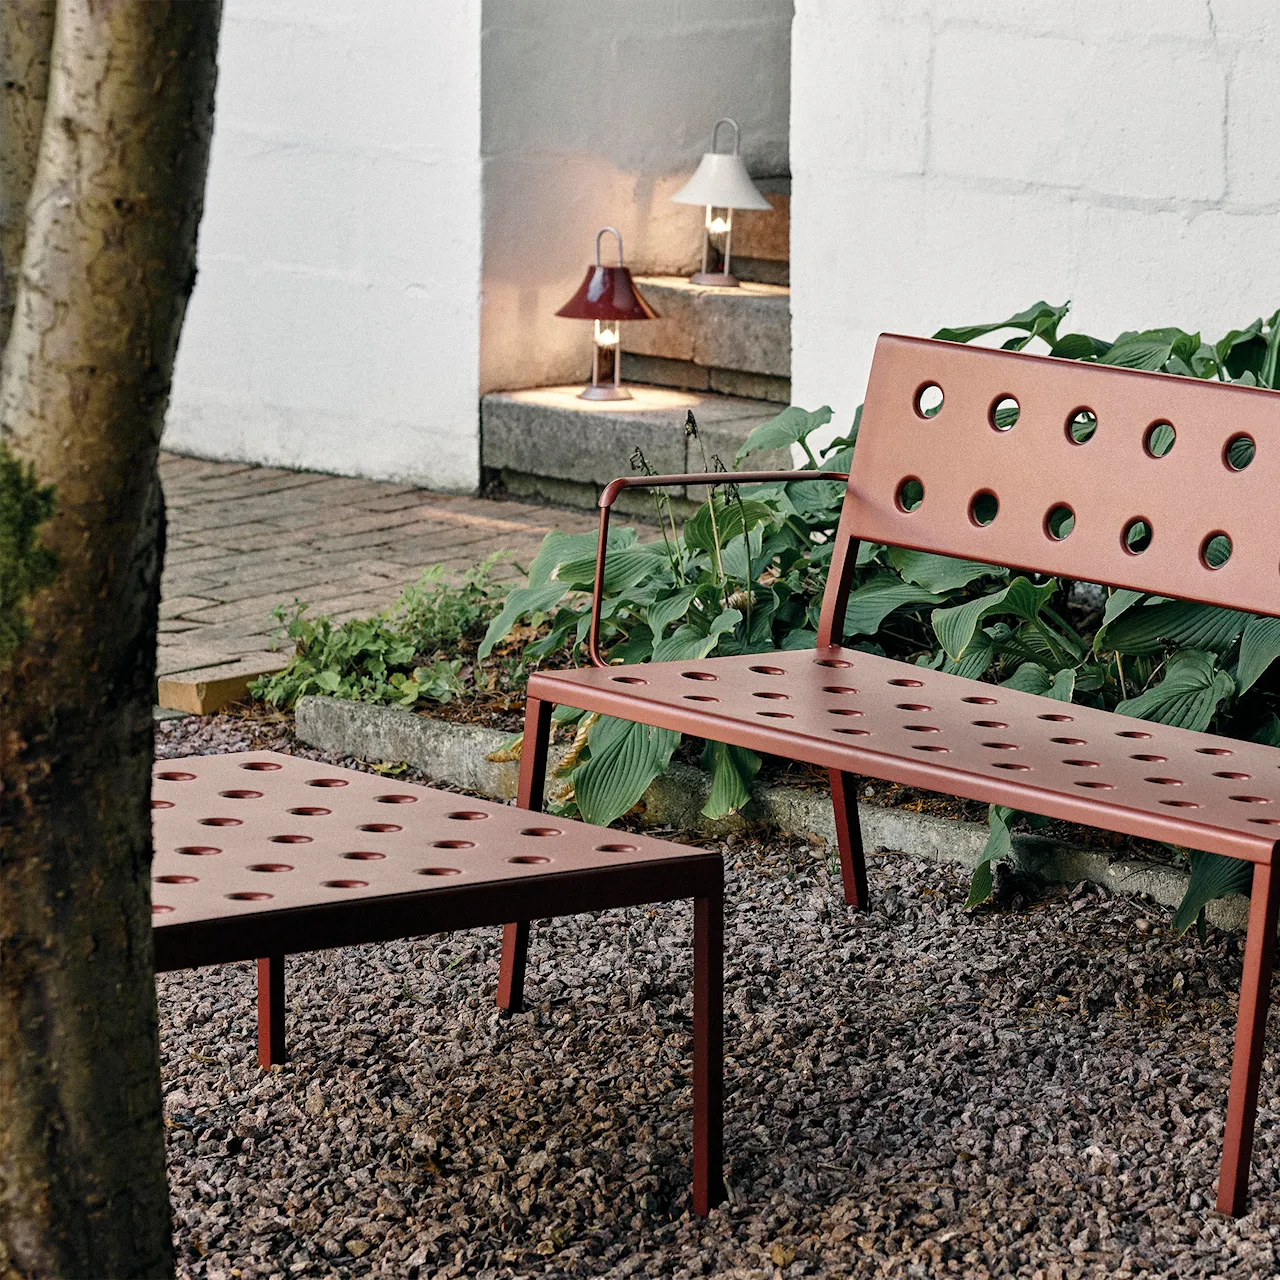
(829, 769, 870, 910)
(693, 879, 725, 1215)
(498, 696, 554, 1014)
(257, 954, 286, 1067)
(1217, 858, 1280, 1216)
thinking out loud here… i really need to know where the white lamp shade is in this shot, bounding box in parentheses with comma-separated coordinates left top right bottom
(670, 152, 771, 210)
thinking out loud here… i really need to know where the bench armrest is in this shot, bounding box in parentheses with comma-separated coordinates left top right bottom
(587, 470, 849, 668)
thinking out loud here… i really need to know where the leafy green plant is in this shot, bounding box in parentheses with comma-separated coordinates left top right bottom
(252, 554, 507, 710)
(481, 302, 1280, 931)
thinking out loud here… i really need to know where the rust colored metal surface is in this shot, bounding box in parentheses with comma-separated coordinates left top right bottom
(151, 751, 714, 935)
(849, 335, 1280, 618)
(532, 646, 1280, 863)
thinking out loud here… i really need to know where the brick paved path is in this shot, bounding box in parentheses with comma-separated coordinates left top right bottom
(158, 453, 602, 684)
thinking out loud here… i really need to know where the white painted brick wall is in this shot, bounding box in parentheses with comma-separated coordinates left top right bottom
(166, 0, 483, 492)
(792, 0, 1280, 436)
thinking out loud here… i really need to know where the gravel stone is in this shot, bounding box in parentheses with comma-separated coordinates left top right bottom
(157, 716, 1280, 1278)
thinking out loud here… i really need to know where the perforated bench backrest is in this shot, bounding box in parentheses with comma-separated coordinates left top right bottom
(841, 334, 1280, 619)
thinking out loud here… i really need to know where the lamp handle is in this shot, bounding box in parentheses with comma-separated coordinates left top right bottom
(594, 226, 624, 267)
(711, 117, 740, 155)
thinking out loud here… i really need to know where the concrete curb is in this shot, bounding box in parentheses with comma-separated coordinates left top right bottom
(295, 695, 1249, 933)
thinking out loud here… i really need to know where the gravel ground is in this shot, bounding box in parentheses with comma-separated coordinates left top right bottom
(156, 715, 1280, 1279)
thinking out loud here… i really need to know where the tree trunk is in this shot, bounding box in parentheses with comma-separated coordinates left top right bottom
(0, 2, 222, 1276)
(0, 0, 55, 349)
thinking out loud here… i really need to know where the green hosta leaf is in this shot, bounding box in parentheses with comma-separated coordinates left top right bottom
(1172, 852, 1253, 938)
(931, 577, 1058, 661)
(701, 741, 762, 820)
(1237, 615, 1280, 694)
(1049, 333, 1111, 361)
(941, 629, 997, 680)
(1001, 662, 1075, 701)
(888, 547, 1006, 594)
(932, 301, 1069, 348)
(529, 528, 635, 587)
(1102, 588, 1145, 625)
(477, 580, 569, 660)
(1116, 650, 1235, 731)
(843, 577, 944, 637)
(314, 669, 341, 693)
(967, 805, 1014, 908)
(572, 717, 679, 827)
(734, 405, 832, 465)
(1252, 714, 1280, 747)
(646, 586, 698, 642)
(785, 477, 847, 518)
(1097, 601, 1249, 656)
(1099, 330, 1180, 371)
(652, 608, 741, 662)
(781, 627, 818, 650)
(684, 498, 775, 555)
(554, 544, 667, 593)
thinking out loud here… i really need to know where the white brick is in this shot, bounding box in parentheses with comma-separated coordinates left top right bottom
(930, 28, 1226, 201)
(1227, 45, 1280, 204)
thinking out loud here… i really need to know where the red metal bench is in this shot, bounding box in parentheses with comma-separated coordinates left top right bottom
(504, 333, 1280, 1216)
(151, 751, 725, 1214)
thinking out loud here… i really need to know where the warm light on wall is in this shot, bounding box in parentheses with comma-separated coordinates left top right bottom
(555, 227, 658, 401)
(671, 118, 770, 288)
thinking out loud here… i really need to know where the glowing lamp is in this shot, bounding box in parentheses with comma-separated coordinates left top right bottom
(670, 117, 770, 288)
(555, 226, 657, 401)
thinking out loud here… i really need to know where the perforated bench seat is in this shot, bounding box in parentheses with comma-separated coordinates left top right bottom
(151, 751, 725, 1214)
(530, 646, 1280, 863)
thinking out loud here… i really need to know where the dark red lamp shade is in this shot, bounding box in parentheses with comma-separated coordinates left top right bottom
(556, 266, 658, 322)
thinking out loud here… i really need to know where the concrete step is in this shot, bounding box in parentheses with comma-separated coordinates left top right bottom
(623, 275, 790, 402)
(481, 385, 787, 517)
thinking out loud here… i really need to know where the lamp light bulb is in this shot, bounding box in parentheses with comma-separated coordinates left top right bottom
(594, 320, 620, 348)
(708, 216, 730, 235)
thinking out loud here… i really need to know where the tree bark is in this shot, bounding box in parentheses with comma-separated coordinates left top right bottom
(0, 0, 55, 349)
(0, 2, 221, 1276)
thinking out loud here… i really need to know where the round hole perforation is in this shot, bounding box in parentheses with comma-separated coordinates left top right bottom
(1039, 714, 1074, 723)
(681, 671, 717, 682)
(1201, 532, 1232, 569)
(431, 840, 474, 849)
(509, 855, 551, 865)
(1067, 408, 1097, 444)
(890, 679, 924, 688)
(520, 827, 562, 837)
(1045, 505, 1075, 541)
(219, 789, 262, 800)
(1119, 731, 1153, 740)
(835, 727, 871, 736)
(343, 851, 386, 861)
(324, 879, 368, 889)
(1131, 754, 1167, 763)
(227, 892, 272, 901)
(239, 761, 283, 771)
(993, 762, 1031, 771)
(896, 478, 925, 513)
(753, 691, 791, 700)
(915, 383, 944, 418)
(1145, 777, 1184, 786)
(612, 675, 647, 684)
(152, 799, 174, 809)
(991, 396, 1019, 431)
(157, 771, 195, 781)
(1225, 434, 1256, 472)
(156, 875, 197, 885)
(359, 823, 402, 833)
(913, 744, 950, 753)
(1052, 737, 1088, 746)
(969, 491, 999, 527)
(418, 867, 461, 876)
(904, 725, 941, 734)
(375, 794, 418, 804)
(152, 904, 175, 914)
(1144, 421, 1176, 458)
(983, 742, 1019, 751)
(198, 817, 242, 827)
(1249, 818, 1280, 827)
(757, 711, 795, 719)
(963, 696, 998, 705)
(1213, 771, 1251, 780)
(248, 863, 294, 873)
(177, 846, 220, 856)
(896, 702, 932, 711)
(1064, 759, 1101, 768)
(1160, 799, 1200, 809)
(683, 694, 719, 702)
(1076, 781, 1114, 790)
(816, 658, 853, 668)
(596, 843, 640, 853)
(269, 834, 312, 844)
(823, 685, 858, 695)
(1231, 795, 1271, 805)
(1123, 519, 1153, 555)
(749, 665, 785, 675)
(1195, 747, 1233, 755)
(307, 778, 349, 788)
(287, 807, 330, 816)
(828, 708, 865, 717)
(973, 720, 1008, 729)
(445, 811, 489, 821)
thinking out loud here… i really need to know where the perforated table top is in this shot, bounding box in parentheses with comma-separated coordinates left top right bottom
(151, 752, 712, 933)
(532, 647, 1280, 863)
